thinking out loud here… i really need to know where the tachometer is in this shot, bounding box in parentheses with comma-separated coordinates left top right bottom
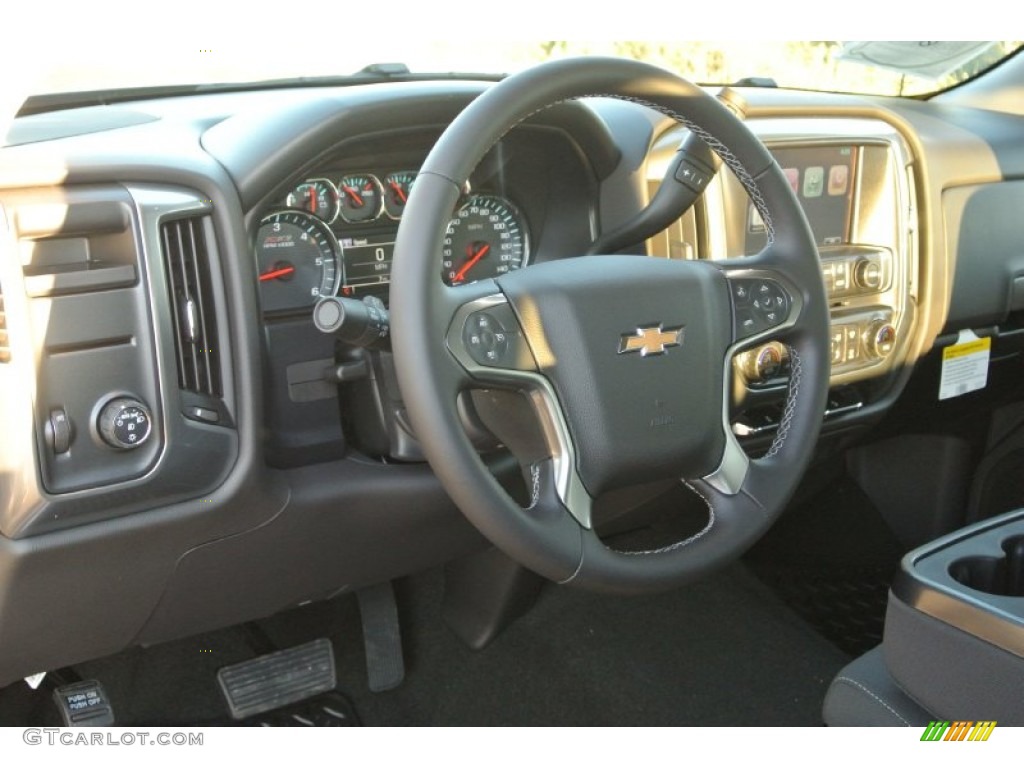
(255, 211, 341, 312)
(442, 195, 529, 286)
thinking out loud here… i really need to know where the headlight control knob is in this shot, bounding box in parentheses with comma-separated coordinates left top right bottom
(98, 397, 152, 450)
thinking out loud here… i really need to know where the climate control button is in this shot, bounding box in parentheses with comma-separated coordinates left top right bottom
(864, 322, 897, 359)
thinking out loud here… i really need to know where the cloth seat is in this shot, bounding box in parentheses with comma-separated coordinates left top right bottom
(822, 645, 934, 726)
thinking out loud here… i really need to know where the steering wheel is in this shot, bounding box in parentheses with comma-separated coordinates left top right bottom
(391, 57, 830, 593)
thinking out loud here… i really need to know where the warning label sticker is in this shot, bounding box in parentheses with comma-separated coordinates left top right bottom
(939, 329, 991, 401)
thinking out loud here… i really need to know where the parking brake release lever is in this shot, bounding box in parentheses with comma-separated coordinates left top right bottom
(313, 295, 390, 351)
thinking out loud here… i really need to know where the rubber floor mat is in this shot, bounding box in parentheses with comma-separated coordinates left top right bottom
(751, 566, 893, 656)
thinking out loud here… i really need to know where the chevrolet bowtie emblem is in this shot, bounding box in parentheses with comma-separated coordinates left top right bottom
(618, 326, 685, 357)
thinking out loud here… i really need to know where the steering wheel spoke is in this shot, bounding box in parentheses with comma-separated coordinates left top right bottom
(699, 429, 750, 497)
(446, 292, 593, 529)
(719, 261, 804, 349)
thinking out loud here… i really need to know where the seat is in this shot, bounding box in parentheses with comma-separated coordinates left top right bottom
(822, 645, 934, 727)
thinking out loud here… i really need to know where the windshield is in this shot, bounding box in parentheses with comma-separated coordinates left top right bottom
(22, 41, 1024, 100)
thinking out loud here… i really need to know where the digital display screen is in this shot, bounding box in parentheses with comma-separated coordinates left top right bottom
(339, 234, 394, 288)
(744, 145, 858, 254)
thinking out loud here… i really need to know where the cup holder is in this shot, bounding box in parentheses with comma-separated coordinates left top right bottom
(950, 535, 1024, 596)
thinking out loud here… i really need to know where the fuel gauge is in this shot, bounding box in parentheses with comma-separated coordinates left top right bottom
(285, 178, 340, 223)
(338, 173, 384, 224)
(383, 171, 417, 220)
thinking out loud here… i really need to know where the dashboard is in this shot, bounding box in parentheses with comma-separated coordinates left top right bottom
(1, 73, 1024, 686)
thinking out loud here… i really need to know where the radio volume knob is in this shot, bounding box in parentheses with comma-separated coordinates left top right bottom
(864, 322, 897, 359)
(98, 397, 153, 450)
(854, 258, 883, 291)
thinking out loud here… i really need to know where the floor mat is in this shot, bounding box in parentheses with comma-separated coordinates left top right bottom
(0, 563, 850, 726)
(258, 563, 850, 726)
(751, 567, 892, 656)
(745, 473, 904, 658)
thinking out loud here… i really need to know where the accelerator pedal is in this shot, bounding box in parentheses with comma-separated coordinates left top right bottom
(217, 638, 336, 720)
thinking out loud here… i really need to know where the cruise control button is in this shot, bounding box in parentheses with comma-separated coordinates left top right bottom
(464, 311, 511, 366)
(460, 306, 537, 370)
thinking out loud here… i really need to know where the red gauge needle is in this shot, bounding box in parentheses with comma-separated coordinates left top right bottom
(389, 181, 408, 204)
(342, 186, 364, 207)
(307, 186, 317, 214)
(259, 265, 295, 282)
(453, 243, 490, 283)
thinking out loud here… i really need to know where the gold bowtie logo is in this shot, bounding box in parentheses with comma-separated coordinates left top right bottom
(618, 326, 684, 357)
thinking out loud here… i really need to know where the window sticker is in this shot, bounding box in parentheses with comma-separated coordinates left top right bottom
(939, 329, 991, 400)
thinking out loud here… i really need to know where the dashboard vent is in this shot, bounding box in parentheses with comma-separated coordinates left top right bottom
(161, 217, 221, 397)
(0, 281, 9, 363)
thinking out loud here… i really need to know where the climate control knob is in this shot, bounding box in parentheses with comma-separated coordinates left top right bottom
(97, 397, 152, 450)
(864, 322, 897, 359)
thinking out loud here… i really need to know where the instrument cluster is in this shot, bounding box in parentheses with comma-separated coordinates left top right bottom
(255, 170, 529, 313)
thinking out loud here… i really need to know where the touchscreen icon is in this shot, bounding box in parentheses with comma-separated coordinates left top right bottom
(783, 167, 799, 193)
(803, 167, 824, 198)
(828, 165, 849, 196)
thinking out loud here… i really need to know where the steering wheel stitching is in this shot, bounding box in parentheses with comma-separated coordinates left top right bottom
(391, 57, 829, 593)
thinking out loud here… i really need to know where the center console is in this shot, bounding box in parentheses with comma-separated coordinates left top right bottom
(885, 509, 1024, 722)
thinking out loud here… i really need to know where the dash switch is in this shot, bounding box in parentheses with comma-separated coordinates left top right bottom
(47, 408, 72, 454)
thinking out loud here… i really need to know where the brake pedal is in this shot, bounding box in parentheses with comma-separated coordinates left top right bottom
(356, 581, 405, 692)
(217, 638, 336, 720)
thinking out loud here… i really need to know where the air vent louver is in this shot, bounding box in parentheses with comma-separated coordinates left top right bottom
(161, 217, 221, 396)
(0, 281, 9, 363)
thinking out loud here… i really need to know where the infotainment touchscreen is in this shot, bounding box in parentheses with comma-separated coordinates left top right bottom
(744, 145, 858, 254)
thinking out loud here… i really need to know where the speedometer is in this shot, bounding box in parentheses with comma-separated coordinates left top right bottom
(255, 210, 341, 312)
(442, 196, 529, 286)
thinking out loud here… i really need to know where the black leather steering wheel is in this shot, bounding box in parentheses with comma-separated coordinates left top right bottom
(391, 57, 830, 593)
